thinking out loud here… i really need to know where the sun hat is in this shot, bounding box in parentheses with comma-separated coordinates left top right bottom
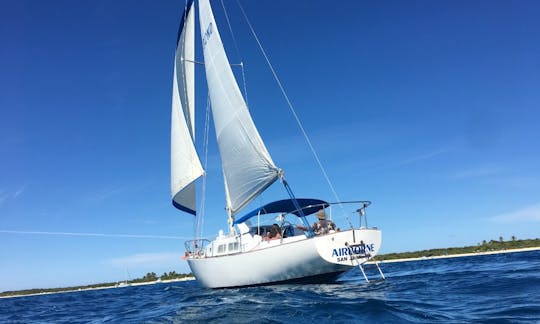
(316, 209, 326, 220)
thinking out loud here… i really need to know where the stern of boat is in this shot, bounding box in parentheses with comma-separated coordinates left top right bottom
(314, 228, 382, 266)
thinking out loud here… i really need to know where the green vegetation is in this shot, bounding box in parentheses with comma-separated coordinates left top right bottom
(0, 271, 193, 298)
(0, 282, 119, 298)
(128, 271, 191, 284)
(373, 238, 540, 261)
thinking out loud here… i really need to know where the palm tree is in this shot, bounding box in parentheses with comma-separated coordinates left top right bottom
(511, 235, 516, 241)
(499, 236, 504, 242)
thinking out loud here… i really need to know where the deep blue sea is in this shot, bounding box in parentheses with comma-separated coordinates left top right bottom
(1, 250, 539, 323)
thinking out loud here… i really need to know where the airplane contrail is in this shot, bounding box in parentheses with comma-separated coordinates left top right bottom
(0, 230, 189, 240)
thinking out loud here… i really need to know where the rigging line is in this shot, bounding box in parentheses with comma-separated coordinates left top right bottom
(183, 59, 205, 65)
(220, 0, 242, 61)
(220, 0, 249, 106)
(196, 94, 212, 240)
(235, 0, 343, 207)
(184, 58, 243, 67)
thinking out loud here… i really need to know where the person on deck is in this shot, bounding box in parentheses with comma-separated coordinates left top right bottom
(297, 209, 338, 235)
(264, 223, 282, 241)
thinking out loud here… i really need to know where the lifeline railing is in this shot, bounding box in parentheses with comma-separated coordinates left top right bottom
(287, 200, 374, 231)
(184, 239, 211, 258)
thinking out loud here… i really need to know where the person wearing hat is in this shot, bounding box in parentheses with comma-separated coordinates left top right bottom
(297, 209, 338, 235)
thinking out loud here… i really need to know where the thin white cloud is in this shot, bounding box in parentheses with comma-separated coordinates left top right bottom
(494, 176, 539, 189)
(490, 203, 540, 223)
(453, 165, 503, 179)
(0, 186, 26, 205)
(360, 148, 448, 174)
(13, 185, 26, 199)
(107, 252, 183, 268)
(0, 190, 7, 205)
(85, 185, 130, 201)
(395, 148, 447, 166)
(0, 230, 189, 240)
(84, 181, 151, 202)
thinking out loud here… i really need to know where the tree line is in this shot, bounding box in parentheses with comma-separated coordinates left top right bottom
(130, 271, 192, 283)
(372, 237, 539, 261)
(0, 271, 193, 298)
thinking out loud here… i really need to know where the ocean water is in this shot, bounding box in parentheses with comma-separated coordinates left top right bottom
(1, 250, 539, 323)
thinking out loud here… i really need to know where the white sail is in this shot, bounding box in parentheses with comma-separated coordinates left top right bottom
(171, 1, 203, 215)
(198, 0, 280, 216)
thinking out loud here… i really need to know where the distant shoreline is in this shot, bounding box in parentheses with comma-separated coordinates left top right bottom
(0, 277, 195, 299)
(370, 246, 540, 264)
(3, 245, 539, 299)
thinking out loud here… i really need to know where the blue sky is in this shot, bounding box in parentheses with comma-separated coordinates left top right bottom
(1, 0, 539, 291)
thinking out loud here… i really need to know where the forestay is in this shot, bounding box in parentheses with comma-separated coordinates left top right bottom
(198, 0, 280, 216)
(171, 1, 204, 215)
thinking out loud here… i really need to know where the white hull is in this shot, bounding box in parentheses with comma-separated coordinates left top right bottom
(187, 228, 381, 288)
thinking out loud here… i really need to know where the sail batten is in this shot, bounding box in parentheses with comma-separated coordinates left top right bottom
(199, 0, 279, 215)
(171, 1, 204, 214)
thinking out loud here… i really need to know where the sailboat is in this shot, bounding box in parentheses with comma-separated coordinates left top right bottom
(171, 0, 384, 288)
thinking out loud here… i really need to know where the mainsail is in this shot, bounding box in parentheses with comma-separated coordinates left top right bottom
(198, 0, 280, 216)
(171, 1, 204, 214)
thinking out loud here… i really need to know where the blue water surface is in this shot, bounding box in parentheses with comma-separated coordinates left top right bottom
(1, 250, 539, 323)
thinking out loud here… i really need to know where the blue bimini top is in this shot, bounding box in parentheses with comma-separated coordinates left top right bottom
(233, 198, 329, 225)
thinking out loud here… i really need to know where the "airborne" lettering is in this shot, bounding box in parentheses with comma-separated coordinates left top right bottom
(331, 244, 375, 257)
